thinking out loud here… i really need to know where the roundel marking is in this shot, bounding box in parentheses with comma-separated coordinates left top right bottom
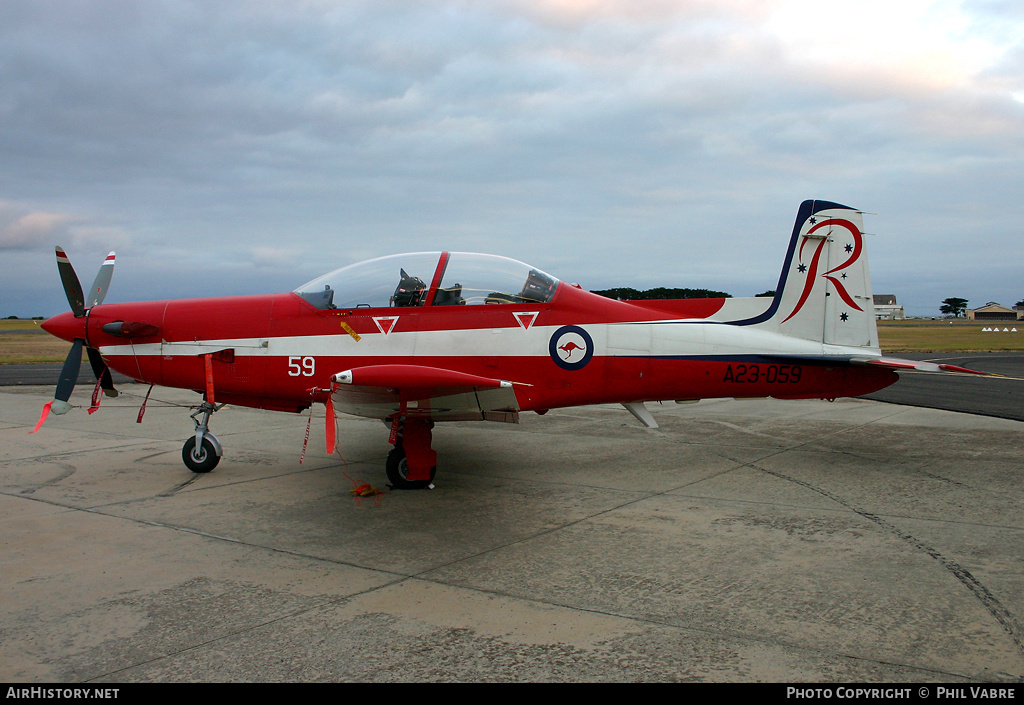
(549, 325, 594, 371)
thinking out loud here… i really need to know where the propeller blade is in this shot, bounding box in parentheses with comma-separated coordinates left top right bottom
(52, 339, 84, 415)
(39, 248, 118, 425)
(87, 347, 118, 397)
(85, 252, 116, 308)
(55, 247, 85, 318)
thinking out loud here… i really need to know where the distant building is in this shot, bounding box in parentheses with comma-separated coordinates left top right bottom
(872, 294, 905, 320)
(967, 302, 1023, 321)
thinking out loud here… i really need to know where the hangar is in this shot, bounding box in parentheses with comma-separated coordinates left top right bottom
(967, 302, 1023, 322)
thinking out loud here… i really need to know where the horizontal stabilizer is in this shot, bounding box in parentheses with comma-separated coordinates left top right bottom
(850, 357, 1008, 378)
(753, 353, 1012, 380)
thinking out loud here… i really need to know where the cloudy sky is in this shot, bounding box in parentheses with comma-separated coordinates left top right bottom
(2, 0, 1021, 318)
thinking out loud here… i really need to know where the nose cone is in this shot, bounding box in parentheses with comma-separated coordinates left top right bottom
(41, 311, 87, 343)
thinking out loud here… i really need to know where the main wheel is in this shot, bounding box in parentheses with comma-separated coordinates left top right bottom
(386, 445, 435, 489)
(182, 436, 220, 473)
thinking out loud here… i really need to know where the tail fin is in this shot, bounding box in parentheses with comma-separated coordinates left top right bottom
(735, 200, 878, 349)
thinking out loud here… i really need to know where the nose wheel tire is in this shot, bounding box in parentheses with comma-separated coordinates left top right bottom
(183, 436, 220, 473)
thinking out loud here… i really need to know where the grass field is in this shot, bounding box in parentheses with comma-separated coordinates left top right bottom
(0, 320, 74, 363)
(2, 318, 1022, 363)
(876, 320, 1023, 352)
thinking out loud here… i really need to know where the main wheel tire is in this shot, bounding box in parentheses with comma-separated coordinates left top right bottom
(385, 445, 435, 489)
(182, 436, 220, 473)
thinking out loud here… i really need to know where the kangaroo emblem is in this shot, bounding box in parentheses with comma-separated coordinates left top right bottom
(558, 341, 585, 359)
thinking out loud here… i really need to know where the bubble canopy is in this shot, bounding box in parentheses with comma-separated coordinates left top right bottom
(294, 252, 560, 310)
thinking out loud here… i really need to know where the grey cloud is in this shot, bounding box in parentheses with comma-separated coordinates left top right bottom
(1, 1, 1022, 317)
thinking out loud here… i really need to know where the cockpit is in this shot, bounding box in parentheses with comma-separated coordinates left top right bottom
(294, 252, 560, 311)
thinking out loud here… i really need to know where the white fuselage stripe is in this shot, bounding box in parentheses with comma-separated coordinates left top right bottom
(99, 321, 879, 362)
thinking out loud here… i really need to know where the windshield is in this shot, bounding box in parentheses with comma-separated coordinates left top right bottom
(294, 252, 559, 310)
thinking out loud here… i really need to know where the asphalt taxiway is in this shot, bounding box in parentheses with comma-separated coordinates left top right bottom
(2, 373, 1023, 682)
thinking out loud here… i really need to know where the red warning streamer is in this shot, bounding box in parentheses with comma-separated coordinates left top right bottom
(88, 377, 103, 415)
(325, 395, 336, 455)
(29, 401, 53, 434)
(137, 385, 153, 423)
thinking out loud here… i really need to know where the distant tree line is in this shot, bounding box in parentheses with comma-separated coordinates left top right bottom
(592, 287, 732, 300)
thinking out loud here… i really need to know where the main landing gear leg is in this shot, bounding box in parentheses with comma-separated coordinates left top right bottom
(386, 419, 437, 490)
(182, 401, 224, 473)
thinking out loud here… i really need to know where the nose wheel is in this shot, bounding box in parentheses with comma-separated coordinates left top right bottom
(183, 401, 224, 473)
(183, 435, 220, 473)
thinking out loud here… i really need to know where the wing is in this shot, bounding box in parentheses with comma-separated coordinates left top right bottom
(330, 364, 523, 422)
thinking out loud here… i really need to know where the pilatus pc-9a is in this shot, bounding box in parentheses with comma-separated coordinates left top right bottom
(37, 200, 987, 489)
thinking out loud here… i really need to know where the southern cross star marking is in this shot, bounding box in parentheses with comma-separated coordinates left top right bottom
(840, 312, 849, 322)
(797, 263, 807, 273)
(845, 243, 853, 253)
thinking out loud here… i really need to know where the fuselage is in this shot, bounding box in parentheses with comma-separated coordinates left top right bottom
(42, 281, 897, 417)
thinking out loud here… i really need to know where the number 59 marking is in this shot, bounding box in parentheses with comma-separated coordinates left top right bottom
(287, 356, 315, 377)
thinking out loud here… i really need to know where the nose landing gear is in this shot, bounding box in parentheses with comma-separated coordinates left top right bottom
(182, 401, 224, 473)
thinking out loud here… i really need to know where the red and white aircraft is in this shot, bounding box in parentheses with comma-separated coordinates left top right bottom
(37, 200, 987, 488)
